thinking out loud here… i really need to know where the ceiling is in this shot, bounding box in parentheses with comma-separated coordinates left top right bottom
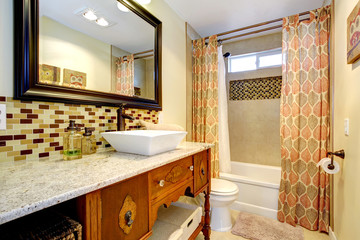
(39, 0, 154, 53)
(164, 0, 325, 39)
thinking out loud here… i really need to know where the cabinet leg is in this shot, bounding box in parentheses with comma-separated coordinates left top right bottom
(202, 188, 211, 239)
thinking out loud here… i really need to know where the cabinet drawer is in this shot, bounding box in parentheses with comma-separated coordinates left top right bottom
(101, 174, 149, 240)
(150, 156, 193, 200)
(194, 150, 209, 194)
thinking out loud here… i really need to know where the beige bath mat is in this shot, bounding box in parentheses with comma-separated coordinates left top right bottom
(231, 212, 304, 240)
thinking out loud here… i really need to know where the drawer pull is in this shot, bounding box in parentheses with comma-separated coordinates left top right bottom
(189, 166, 194, 171)
(187, 219, 193, 227)
(125, 210, 134, 227)
(201, 168, 205, 176)
(159, 179, 165, 187)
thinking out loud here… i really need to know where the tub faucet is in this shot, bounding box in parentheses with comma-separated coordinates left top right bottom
(117, 103, 135, 131)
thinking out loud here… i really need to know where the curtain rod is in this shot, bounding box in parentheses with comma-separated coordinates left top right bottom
(120, 50, 153, 61)
(134, 49, 153, 56)
(123, 54, 154, 61)
(134, 54, 153, 60)
(220, 24, 283, 42)
(204, 10, 310, 41)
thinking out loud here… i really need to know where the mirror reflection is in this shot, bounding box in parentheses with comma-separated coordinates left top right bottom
(39, 0, 155, 100)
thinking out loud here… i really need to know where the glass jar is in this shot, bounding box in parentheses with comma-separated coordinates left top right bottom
(82, 127, 97, 155)
(63, 120, 82, 160)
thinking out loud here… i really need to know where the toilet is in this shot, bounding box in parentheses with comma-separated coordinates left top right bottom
(210, 178, 239, 232)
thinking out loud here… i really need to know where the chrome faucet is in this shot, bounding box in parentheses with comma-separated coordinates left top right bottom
(117, 103, 135, 131)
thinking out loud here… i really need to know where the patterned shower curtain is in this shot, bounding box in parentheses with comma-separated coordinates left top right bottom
(192, 35, 219, 178)
(115, 54, 135, 96)
(278, 6, 331, 232)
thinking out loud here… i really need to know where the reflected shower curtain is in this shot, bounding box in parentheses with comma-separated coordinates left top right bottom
(115, 54, 135, 96)
(278, 6, 331, 232)
(192, 35, 219, 178)
(218, 45, 231, 173)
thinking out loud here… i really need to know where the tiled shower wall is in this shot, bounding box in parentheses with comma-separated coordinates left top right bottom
(223, 33, 282, 167)
(0, 96, 159, 163)
(228, 77, 281, 167)
(229, 76, 282, 101)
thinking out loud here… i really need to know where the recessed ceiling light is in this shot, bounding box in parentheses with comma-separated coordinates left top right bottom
(96, 18, 109, 27)
(117, 2, 130, 12)
(82, 10, 97, 21)
(135, 0, 151, 4)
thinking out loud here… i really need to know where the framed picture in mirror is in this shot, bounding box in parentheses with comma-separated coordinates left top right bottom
(39, 64, 61, 85)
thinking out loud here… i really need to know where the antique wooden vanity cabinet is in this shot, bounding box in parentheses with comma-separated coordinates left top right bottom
(77, 150, 211, 240)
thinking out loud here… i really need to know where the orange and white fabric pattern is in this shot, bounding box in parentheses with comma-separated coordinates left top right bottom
(278, 6, 331, 232)
(192, 35, 219, 178)
(115, 54, 135, 96)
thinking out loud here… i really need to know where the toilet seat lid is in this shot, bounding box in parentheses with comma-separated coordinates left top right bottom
(211, 178, 238, 193)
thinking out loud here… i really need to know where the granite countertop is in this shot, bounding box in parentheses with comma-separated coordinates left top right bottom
(0, 142, 212, 225)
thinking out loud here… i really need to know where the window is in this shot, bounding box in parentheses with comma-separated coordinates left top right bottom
(228, 48, 282, 73)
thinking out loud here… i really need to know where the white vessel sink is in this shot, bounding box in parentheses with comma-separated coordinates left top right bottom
(101, 130, 187, 156)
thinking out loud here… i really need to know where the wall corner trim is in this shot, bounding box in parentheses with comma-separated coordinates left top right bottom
(329, 227, 338, 240)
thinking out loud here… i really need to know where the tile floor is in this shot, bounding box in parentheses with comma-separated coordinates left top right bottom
(195, 210, 329, 240)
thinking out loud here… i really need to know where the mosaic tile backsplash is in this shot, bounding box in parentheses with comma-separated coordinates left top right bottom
(0, 97, 159, 163)
(229, 76, 282, 101)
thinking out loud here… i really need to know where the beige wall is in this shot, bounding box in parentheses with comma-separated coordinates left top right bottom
(134, 59, 147, 94)
(132, 57, 155, 100)
(222, 32, 282, 55)
(40, 16, 111, 92)
(144, 1, 187, 128)
(145, 58, 155, 99)
(224, 33, 282, 166)
(0, 0, 187, 129)
(333, 0, 360, 239)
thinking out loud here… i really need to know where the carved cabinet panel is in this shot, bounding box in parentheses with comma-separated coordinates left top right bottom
(194, 150, 209, 194)
(149, 156, 193, 201)
(101, 174, 149, 240)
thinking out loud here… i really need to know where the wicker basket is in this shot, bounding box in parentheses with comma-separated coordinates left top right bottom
(0, 211, 82, 240)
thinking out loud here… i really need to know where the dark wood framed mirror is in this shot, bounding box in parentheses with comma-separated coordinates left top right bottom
(14, 0, 162, 110)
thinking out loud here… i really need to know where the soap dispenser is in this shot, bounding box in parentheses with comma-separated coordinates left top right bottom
(82, 127, 97, 155)
(63, 120, 82, 160)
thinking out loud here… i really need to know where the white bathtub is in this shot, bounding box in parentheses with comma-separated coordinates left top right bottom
(220, 161, 281, 219)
